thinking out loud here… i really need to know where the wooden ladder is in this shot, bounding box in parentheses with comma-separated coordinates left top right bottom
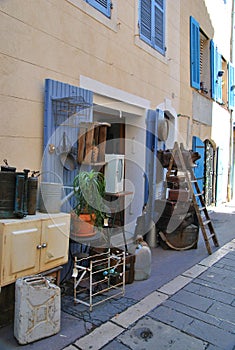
(166, 142, 219, 255)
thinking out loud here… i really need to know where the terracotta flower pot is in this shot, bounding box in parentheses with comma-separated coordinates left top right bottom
(71, 211, 96, 238)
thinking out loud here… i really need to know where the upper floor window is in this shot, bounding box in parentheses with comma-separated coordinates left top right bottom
(190, 16, 235, 110)
(190, 16, 212, 96)
(84, 0, 111, 18)
(228, 62, 235, 110)
(139, 0, 165, 56)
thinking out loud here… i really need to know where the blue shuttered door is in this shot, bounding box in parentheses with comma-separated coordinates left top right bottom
(228, 62, 235, 110)
(145, 109, 157, 207)
(43, 79, 93, 212)
(192, 136, 205, 202)
(87, 0, 111, 17)
(145, 109, 164, 218)
(190, 16, 200, 90)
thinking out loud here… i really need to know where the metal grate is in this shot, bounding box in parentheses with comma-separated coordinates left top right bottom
(52, 96, 92, 127)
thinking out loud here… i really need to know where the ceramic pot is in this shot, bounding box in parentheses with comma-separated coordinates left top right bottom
(71, 211, 96, 237)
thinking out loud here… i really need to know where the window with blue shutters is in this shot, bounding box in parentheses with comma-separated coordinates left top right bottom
(190, 16, 200, 89)
(190, 16, 211, 94)
(210, 40, 223, 104)
(139, 0, 165, 55)
(84, 0, 111, 18)
(228, 62, 235, 110)
(190, 16, 230, 108)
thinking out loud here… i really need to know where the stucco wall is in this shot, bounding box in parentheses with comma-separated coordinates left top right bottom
(0, 0, 233, 184)
(0, 0, 185, 171)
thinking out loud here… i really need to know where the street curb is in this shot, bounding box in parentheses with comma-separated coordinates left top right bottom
(63, 238, 235, 350)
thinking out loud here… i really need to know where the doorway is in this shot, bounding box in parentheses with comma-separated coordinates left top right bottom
(204, 139, 216, 206)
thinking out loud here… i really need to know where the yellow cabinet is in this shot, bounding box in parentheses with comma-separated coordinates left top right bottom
(0, 212, 70, 287)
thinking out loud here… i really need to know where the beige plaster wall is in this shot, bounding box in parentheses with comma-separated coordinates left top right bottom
(0, 0, 232, 171)
(0, 0, 184, 170)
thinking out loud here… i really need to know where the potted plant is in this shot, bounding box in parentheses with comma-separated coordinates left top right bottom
(71, 169, 106, 237)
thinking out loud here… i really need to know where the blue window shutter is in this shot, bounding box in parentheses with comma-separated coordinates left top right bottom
(190, 16, 200, 89)
(139, 0, 165, 55)
(210, 40, 216, 100)
(87, 0, 111, 18)
(153, 0, 165, 54)
(210, 40, 223, 103)
(216, 50, 222, 104)
(43, 79, 93, 213)
(140, 0, 152, 45)
(228, 62, 235, 110)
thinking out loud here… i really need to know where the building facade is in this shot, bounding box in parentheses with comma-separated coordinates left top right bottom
(0, 0, 234, 230)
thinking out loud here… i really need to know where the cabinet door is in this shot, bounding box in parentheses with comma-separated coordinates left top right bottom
(1, 221, 41, 286)
(40, 215, 70, 271)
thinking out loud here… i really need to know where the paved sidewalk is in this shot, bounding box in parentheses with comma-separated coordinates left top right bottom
(64, 240, 235, 350)
(0, 204, 235, 350)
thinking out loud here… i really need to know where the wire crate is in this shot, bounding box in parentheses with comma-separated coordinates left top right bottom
(72, 249, 125, 311)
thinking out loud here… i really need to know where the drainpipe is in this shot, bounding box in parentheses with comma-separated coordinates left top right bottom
(177, 114, 191, 148)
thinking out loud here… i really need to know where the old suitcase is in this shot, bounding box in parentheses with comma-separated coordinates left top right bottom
(168, 189, 190, 201)
(155, 199, 194, 216)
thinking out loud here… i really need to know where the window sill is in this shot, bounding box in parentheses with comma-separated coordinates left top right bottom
(66, 0, 118, 32)
(134, 36, 167, 65)
(194, 88, 229, 110)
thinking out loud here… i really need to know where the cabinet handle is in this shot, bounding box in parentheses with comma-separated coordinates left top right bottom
(42, 243, 47, 248)
(37, 244, 42, 249)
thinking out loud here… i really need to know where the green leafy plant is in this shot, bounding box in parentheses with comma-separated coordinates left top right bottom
(73, 169, 106, 229)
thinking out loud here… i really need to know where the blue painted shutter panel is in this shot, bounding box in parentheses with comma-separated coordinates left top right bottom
(228, 62, 235, 110)
(192, 136, 205, 204)
(190, 16, 200, 89)
(140, 0, 165, 55)
(140, 0, 152, 45)
(210, 40, 216, 100)
(216, 50, 222, 104)
(210, 40, 223, 103)
(87, 0, 111, 18)
(153, 1, 165, 54)
(43, 79, 93, 212)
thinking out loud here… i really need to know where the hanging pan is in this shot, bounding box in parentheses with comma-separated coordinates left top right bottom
(57, 132, 77, 171)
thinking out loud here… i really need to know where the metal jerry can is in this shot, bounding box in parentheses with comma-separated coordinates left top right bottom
(14, 275, 61, 344)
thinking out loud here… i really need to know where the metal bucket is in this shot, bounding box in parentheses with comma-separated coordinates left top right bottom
(39, 182, 63, 213)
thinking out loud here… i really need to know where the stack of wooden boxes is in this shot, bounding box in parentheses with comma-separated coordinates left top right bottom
(155, 175, 199, 250)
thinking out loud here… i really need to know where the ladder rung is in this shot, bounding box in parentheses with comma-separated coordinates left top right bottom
(194, 193, 203, 197)
(205, 233, 216, 241)
(199, 206, 206, 211)
(202, 219, 211, 225)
